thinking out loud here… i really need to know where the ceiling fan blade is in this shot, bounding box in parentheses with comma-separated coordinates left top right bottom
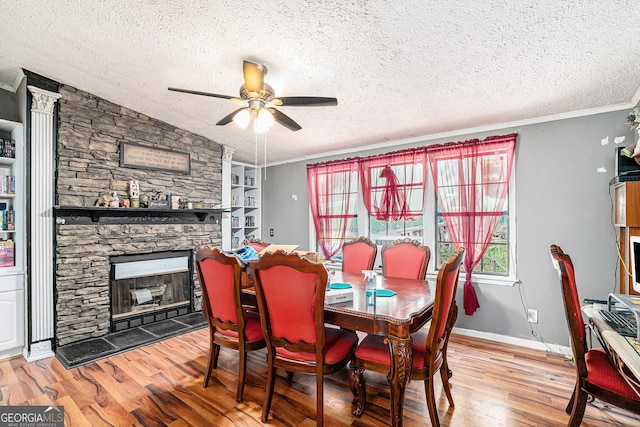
(268, 108, 302, 131)
(168, 87, 242, 102)
(216, 108, 247, 126)
(243, 60, 266, 93)
(272, 96, 338, 107)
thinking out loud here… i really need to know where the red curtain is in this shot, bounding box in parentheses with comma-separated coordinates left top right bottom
(427, 134, 516, 315)
(307, 159, 359, 259)
(358, 148, 427, 221)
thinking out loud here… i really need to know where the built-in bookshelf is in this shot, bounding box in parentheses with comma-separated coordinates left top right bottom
(0, 118, 24, 357)
(230, 162, 261, 249)
(0, 120, 22, 273)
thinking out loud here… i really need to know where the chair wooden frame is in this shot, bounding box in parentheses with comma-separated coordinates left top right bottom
(381, 237, 431, 280)
(195, 246, 266, 402)
(550, 244, 640, 426)
(251, 250, 358, 426)
(349, 247, 464, 426)
(241, 237, 271, 253)
(342, 236, 378, 274)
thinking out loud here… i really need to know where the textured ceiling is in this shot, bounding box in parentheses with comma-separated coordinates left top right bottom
(1, 1, 640, 164)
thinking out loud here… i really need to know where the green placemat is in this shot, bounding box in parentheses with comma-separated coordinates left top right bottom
(376, 289, 397, 297)
(330, 283, 352, 289)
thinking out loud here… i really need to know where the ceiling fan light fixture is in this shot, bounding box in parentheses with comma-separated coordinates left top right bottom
(254, 108, 274, 133)
(232, 108, 251, 128)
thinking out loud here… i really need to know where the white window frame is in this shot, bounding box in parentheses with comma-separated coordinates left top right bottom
(423, 169, 518, 286)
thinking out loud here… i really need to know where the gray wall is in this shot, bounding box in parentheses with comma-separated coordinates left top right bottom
(262, 109, 633, 348)
(0, 88, 19, 122)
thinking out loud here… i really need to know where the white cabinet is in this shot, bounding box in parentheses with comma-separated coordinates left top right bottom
(0, 118, 24, 357)
(230, 162, 261, 249)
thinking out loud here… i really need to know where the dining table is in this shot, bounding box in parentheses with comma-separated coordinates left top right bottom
(243, 268, 436, 427)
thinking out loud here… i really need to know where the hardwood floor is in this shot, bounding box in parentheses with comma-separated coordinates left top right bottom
(1, 329, 639, 426)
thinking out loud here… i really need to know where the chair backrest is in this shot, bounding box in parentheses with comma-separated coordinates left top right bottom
(550, 244, 588, 372)
(195, 246, 245, 332)
(342, 236, 377, 274)
(381, 237, 431, 280)
(242, 237, 271, 253)
(426, 247, 465, 351)
(251, 251, 328, 358)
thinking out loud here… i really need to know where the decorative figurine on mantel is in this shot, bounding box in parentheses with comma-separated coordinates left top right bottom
(95, 194, 114, 207)
(129, 179, 140, 208)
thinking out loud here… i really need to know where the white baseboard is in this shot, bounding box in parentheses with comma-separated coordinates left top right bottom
(453, 327, 572, 357)
(23, 340, 55, 362)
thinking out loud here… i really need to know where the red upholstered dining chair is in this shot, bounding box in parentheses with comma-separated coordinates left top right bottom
(195, 246, 266, 402)
(550, 244, 640, 426)
(250, 251, 359, 426)
(342, 236, 378, 274)
(381, 237, 431, 280)
(349, 247, 465, 426)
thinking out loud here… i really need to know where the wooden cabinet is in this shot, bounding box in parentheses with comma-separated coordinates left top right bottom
(614, 182, 640, 226)
(229, 162, 261, 249)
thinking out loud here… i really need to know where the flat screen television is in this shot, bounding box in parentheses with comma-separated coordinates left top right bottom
(629, 236, 640, 293)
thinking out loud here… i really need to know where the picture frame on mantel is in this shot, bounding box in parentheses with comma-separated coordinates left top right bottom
(120, 142, 191, 174)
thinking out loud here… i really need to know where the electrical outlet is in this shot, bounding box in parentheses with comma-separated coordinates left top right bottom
(269, 228, 274, 236)
(527, 308, 538, 324)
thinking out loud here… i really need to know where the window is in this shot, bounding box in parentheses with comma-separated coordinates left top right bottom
(307, 135, 517, 291)
(307, 160, 359, 259)
(359, 148, 427, 246)
(435, 198, 509, 275)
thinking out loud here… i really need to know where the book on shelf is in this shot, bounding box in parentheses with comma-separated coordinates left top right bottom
(0, 138, 16, 159)
(0, 175, 15, 194)
(0, 210, 15, 231)
(0, 240, 14, 268)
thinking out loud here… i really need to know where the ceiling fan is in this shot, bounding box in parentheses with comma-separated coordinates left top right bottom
(168, 60, 338, 132)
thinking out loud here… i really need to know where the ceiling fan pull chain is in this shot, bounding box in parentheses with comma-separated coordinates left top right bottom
(254, 131, 258, 168)
(264, 132, 267, 179)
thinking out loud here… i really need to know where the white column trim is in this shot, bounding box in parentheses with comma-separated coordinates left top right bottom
(24, 85, 60, 361)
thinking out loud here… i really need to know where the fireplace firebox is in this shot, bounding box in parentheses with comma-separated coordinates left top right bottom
(110, 250, 193, 332)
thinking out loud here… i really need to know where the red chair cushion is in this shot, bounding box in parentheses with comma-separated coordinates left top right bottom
(383, 245, 427, 279)
(216, 312, 264, 343)
(355, 331, 428, 370)
(343, 242, 375, 274)
(200, 258, 237, 324)
(276, 327, 358, 364)
(260, 265, 318, 343)
(586, 348, 640, 401)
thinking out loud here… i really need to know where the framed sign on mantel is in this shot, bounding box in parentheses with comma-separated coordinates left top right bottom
(120, 142, 191, 174)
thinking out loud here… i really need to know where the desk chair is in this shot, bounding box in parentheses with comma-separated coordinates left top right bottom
(195, 247, 266, 402)
(251, 251, 358, 426)
(342, 236, 377, 274)
(381, 237, 430, 280)
(349, 247, 465, 426)
(550, 244, 640, 426)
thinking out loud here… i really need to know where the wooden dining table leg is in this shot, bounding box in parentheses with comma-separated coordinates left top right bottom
(386, 334, 412, 427)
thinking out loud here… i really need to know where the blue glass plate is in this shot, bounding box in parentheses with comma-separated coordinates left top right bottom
(376, 289, 397, 297)
(329, 283, 352, 290)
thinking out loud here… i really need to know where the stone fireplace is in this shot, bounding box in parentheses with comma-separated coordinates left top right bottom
(54, 85, 225, 352)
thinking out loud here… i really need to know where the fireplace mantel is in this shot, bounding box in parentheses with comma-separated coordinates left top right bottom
(55, 205, 225, 225)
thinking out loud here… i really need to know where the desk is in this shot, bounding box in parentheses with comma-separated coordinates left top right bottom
(583, 307, 640, 383)
(244, 270, 435, 427)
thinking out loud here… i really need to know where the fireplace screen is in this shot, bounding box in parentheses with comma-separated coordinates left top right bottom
(110, 251, 192, 331)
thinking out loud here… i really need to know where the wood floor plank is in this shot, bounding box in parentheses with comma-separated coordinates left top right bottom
(2, 330, 640, 426)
